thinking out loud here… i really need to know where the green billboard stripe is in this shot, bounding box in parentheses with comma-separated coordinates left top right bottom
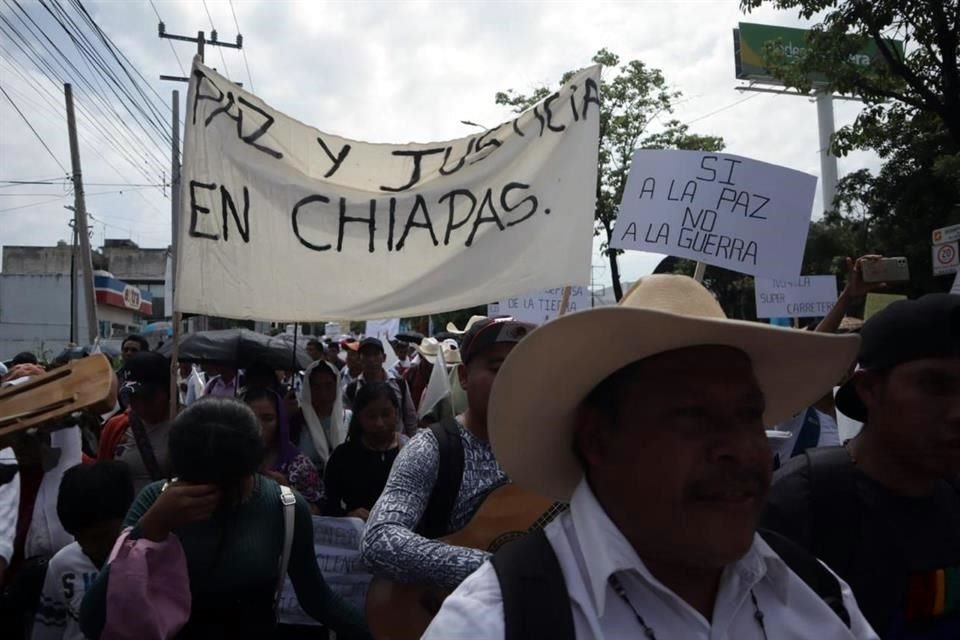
(735, 22, 904, 87)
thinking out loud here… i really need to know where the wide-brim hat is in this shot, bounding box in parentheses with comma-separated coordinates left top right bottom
(489, 274, 860, 502)
(416, 338, 462, 365)
(446, 315, 488, 335)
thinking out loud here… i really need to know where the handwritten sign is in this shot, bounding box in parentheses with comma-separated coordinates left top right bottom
(278, 516, 371, 626)
(487, 286, 591, 324)
(754, 275, 838, 318)
(177, 59, 599, 321)
(611, 150, 817, 278)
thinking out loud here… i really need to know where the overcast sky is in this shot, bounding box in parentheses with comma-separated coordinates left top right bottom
(0, 0, 880, 293)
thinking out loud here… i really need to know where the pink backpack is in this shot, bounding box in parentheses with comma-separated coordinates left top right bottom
(102, 528, 191, 640)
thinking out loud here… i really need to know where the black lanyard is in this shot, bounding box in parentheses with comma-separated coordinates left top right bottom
(608, 574, 769, 640)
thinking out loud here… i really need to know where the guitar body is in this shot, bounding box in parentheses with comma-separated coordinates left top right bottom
(0, 354, 117, 437)
(365, 483, 556, 640)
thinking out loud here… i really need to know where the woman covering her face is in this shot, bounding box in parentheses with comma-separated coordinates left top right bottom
(78, 397, 370, 640)
(243, 387, 324, 513)
(322, 382, 408, 521)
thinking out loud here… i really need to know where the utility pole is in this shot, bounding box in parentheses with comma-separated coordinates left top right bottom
(156, 19, 243, 415)
(69, 217, 78, 344)
(157, 23, 243, 83)
(170, 90, 180, 302)
(64, 83, 99, 344)
(816, 91, 839, 215)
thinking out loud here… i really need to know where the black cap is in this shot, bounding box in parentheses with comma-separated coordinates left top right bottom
(359, 337, 384, 353)
(123, 352, 171, 391)
(460, 318, 535, 365)
(12, 351, 38, 366)
(836, 294, 960, 421)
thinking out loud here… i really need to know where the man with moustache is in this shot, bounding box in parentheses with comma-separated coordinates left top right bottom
(425, 275, 877, 639)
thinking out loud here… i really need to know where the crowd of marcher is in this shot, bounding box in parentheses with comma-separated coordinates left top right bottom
(0, 255, 956, 639)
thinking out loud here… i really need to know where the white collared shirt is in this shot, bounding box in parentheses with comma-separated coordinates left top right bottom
(424, 478, 878, 640)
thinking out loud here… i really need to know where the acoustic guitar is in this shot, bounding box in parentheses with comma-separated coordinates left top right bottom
(0, 353, 117, 438)
(365, 483, 567, 640)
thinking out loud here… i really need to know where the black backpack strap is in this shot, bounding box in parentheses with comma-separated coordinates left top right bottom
(128, 412, 163, 481)
(759, 528, 851, 628)
(803, 446, 859, 578)
(492, 529, 575, 640)
(416, 418, 464, 539)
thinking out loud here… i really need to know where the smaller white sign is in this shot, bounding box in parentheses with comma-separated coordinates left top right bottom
(754, 275, 838, 318)
(278, 516, 371, 625)
(324, 322, 342, 338)
(488, 286, 591, 324)
(951, 271, 960, 295)
(611, 150, 818, 278)
(932, 223, 960, 245)
(365, 318, 400, 340)
(933, 240, 960, 276)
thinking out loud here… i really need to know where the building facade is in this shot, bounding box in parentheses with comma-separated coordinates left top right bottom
(0, 240, 163, 360)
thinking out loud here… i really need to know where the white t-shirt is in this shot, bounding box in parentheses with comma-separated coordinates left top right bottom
(32, 541, 100, 640)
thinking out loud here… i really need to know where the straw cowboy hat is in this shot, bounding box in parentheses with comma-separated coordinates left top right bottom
(416, 337, 462, 365)
(489, 274, 860, 502)
(446, 315, 488, 335)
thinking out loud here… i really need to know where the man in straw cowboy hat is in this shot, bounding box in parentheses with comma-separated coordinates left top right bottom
(424, 274, 877, 639)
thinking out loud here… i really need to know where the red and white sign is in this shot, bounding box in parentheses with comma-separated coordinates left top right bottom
(932, 223, 960, 245)
(933, 240, 959, 276)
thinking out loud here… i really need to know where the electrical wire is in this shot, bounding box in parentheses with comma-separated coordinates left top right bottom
(0, 83, 68, 173)
(0, 196, 66, 213)
(43, 0, 172, 146)
(202, 0, 231, 78)
(228, 0, 254, 91)
(0, 53, 162, 189)
(0, 181, 165, 187)
(686, 92, 761, 125)
(0, 4, 170, 182)
(0, 52, 164, 185)
(0, 20, 168, 181)
(68, 0, 173, 119)
(148, 0, 186, 76)
(0, 59, 167, 218)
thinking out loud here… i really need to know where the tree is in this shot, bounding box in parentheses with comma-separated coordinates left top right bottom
(741, 0, 960, 294)
(495, 49, 724, 301)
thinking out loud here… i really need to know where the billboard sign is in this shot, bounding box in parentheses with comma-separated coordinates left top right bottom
(734, 22, 904, 86)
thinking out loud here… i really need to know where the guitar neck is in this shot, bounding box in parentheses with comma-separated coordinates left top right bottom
(528, 501, 569, 533)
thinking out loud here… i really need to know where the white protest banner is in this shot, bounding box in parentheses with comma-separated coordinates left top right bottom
(611, 150, 817, 278)
(754, 275, 838, 318)
(278, 516, 371, 625)
(177, 59, 599, 321)
(488, 286, 591, 324)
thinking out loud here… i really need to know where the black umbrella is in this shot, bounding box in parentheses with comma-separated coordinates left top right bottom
(158, 329, 312, 370)
(394, 331, 425, 345)
(52, 343, 121, 364)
